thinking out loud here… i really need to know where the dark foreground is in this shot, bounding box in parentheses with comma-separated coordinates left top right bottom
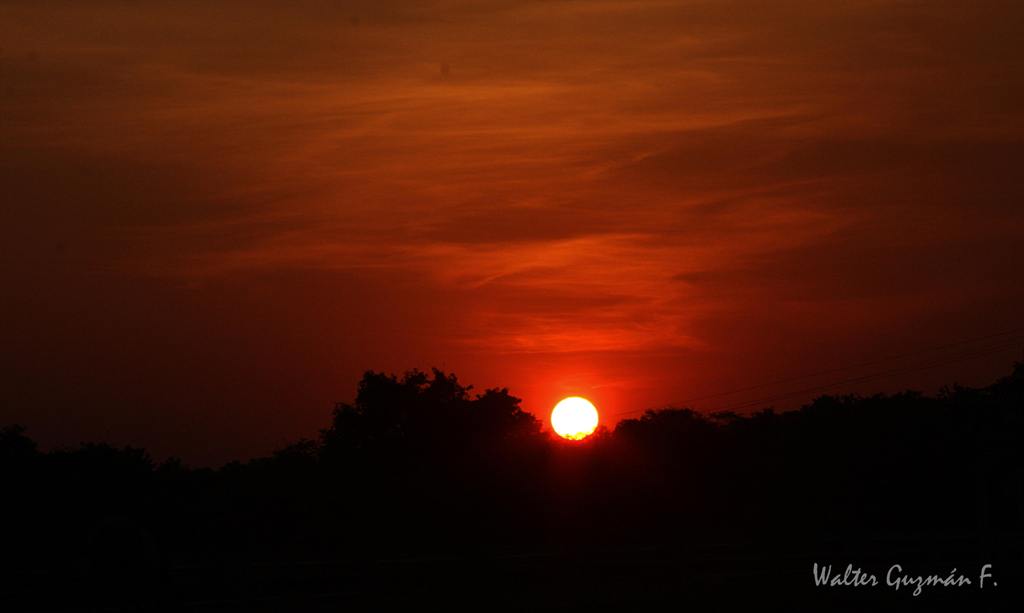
(3, 365, 1023, 610)
(7, 536, 1023, 611)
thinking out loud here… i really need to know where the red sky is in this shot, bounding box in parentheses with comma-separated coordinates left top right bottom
(3, 1, 1023, 464)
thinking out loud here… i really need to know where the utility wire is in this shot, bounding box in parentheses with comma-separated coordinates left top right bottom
(677, 328, 1019, 406)
(609, 328, 1022, 419)
(712, 339, 1021, 414)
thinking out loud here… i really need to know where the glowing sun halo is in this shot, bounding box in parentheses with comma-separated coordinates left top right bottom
(551, 396, 599, 440)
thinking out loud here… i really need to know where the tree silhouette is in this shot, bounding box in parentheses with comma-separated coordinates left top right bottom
(2, 363, 1022, 609)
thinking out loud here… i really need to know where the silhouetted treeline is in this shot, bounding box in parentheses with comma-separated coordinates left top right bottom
(2, 365, 1022, 609)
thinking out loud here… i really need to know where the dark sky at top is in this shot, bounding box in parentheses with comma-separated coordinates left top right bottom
(3, 1, 1023, 463)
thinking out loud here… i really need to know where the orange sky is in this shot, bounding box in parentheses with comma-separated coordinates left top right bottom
(3, 1, 1023, 463)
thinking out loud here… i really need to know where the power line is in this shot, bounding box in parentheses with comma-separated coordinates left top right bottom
(667, 327, 1022, 408)
(609, 328, 1022, 419)
(711, 339, 1021, 414)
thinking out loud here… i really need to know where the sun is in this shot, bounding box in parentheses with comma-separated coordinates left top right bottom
(550, 396, 599, 440)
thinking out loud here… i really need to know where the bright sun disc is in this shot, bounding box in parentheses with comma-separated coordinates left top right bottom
(551, 396, 599, 440)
